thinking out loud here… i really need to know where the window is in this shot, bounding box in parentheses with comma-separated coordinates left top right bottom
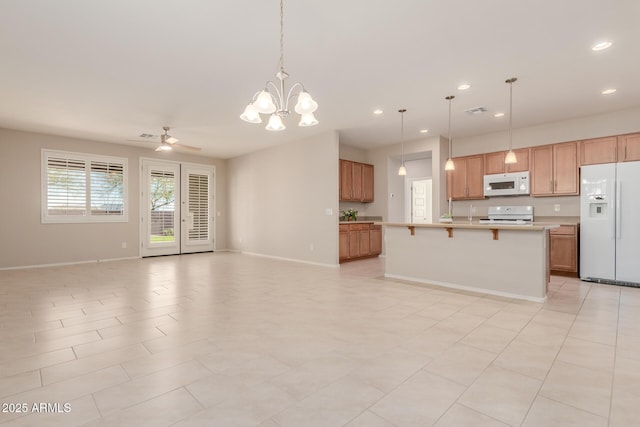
(42, 150, 128, 223)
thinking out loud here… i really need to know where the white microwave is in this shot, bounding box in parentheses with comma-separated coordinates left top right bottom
(483, 171, 530, 197)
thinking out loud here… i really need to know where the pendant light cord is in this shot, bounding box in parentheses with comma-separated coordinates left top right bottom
(399, 109, 406, 164)
(506, 77, 517, 152)
(446, 96, 454, 157)
(509, 80, 513, 151)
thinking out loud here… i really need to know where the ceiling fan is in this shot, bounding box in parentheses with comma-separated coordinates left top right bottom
(130, 126, 201, 152)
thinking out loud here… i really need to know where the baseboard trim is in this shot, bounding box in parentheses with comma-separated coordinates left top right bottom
(0, 256, 141, 271)
(241, 251, 339, 268)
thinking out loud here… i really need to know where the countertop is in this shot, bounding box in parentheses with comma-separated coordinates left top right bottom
(376, 221, 560, 231)
(339, 220, 379, 224)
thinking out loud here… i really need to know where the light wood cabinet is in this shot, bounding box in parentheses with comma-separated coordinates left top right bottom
(362, 164, 374, 202)
(484, 148, 530, 174)
(550, 225, 578, 276)
(339, 222, 382, 263)
(618, 133, 640, 162)
(447, 154, 485, 200)
(581, 136, 617, 165)
(339, 160, 374, 202)
(531, 141, 579, 196)
(339, 225, 350, 262)
(370, 225, 382, 254)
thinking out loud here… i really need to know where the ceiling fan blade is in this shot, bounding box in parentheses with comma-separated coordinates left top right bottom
(174, 143, 201, 151)
(155, 146, 163, 152)
(165, 136, 179, 144)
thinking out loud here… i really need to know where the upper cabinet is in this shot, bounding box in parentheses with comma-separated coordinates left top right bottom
(447, 154, 485, 200)
(580, 136, 617, 165)
(484, 148, 530, 174)
(531, 141, 579, 196)
(339, 159, 374, 202)
(618, 133, 640, 162)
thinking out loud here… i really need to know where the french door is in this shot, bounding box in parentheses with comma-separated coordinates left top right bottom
(141, 159, 214, 257)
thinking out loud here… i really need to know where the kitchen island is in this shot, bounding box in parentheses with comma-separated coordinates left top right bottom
(377, 222, 560, 302)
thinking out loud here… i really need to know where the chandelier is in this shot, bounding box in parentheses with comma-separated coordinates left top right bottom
(240, 0, 318, 131)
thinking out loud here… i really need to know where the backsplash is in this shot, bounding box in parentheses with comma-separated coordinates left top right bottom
(449, 195, 580, 218)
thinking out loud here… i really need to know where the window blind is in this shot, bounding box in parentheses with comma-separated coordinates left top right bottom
(42, 150, 128, 223)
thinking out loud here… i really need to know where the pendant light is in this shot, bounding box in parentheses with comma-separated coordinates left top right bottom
(444, 96, 455, 171)
(398, 109, 407, 176)
(504, 77, 518, 164)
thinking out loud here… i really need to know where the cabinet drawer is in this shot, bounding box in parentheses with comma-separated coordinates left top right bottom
(349, 224, 370, 231)
(550, 225, 576, 235)
(339, 225, 349, 232)
(370, 224, 381, 231)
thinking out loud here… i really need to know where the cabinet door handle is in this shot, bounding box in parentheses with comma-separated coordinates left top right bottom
(625, 145, 627, 160)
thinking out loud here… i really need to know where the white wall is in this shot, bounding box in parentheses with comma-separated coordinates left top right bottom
(227, 131, 339, 266)
(0, 128, 227, 269)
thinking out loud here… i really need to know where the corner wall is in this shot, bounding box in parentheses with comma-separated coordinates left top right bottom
(227, 131, 339, 266)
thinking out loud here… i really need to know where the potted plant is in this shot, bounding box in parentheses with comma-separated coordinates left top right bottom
(341, 209, 359, 221)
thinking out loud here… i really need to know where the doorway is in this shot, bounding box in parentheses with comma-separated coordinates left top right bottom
(141, 159, 215, 257)
(406, 178, 432, 223)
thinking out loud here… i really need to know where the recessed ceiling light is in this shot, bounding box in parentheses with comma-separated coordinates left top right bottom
(601, 88, 617, 95)
(592, 41, 612, 51)
(494, 112, 505, 118)
(419, 129, 429, 134)
(457, 84, 471, 91)
(373, 109, 383, 115)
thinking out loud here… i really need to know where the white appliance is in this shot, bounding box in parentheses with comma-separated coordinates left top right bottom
(483, 172, 530, 197)
(580, 162, 640, 286)
(478, 205, 533, 224)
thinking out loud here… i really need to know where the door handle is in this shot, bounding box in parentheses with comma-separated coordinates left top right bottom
(616, 180, 622, 239)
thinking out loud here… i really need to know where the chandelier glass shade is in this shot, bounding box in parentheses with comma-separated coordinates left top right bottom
(240, 0, 318, 131)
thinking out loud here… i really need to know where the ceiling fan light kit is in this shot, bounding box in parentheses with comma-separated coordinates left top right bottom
(240, 0, 318, 131)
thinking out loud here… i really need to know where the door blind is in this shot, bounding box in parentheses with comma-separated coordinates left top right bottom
(188, 173, 209, 241)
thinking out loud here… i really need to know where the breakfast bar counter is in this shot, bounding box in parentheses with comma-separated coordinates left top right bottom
(376, 222, 560, 302)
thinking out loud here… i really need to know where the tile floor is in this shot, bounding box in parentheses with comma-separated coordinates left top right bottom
(0, 252, 639, 426)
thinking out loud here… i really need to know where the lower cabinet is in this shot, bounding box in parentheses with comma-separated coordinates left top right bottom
(339, 223, 382, 263)
(549, 225, 579, 276)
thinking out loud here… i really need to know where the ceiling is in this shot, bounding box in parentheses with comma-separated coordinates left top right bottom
(1, 0, 639, 159)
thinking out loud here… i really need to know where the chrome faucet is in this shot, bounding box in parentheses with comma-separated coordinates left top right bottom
(469, 204, 473, 223)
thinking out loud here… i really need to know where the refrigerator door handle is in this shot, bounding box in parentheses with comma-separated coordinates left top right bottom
(616, 180, 622, 240)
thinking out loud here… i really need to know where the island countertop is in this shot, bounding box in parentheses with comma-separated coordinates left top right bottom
(375, 221, 560, 231)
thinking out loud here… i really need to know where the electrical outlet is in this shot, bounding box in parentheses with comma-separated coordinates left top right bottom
(121, 242, 127, 249)
(325, 208, 333, 216)
(309, 243, 315, 251)
(554, 204, 561, 212)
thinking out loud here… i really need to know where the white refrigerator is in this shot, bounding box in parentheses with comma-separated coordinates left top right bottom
(580, 161, 640, 285)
